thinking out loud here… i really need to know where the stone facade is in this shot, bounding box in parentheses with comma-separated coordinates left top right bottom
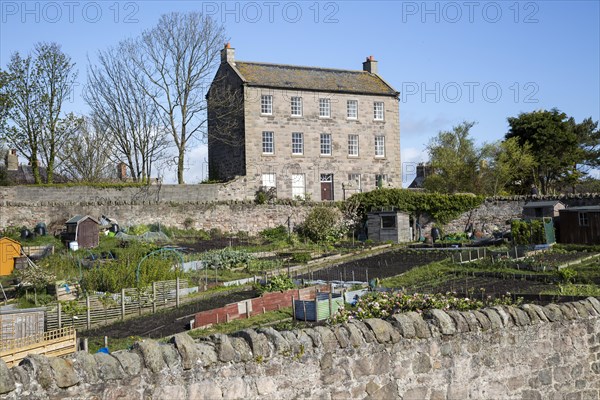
(208, 45, 401, 201)
(1, 297, 600, 399)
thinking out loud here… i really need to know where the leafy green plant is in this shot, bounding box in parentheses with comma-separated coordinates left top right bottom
(291, 252, 312, 264)
(556, 267, 577, 284)
(259, 225, 289, 243)
(254, 274, 295, 294)
(201, 248, 254, 270)
(331, 291, 523, 323)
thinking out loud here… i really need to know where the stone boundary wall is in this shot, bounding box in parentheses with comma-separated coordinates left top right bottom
(430, 195, 600, 235)
(2, 185, 600, 235)
(1, 297, 600, 399)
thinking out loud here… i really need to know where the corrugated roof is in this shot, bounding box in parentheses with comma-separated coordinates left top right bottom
(233, 62, 398, 96)
(523, 201, 564, 208)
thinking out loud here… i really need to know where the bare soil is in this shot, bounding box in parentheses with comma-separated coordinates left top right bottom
(82, 289, 258, 339)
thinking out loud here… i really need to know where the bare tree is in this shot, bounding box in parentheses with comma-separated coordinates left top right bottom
(57, 117, 114, 182)
(85, 42, 170, 182)
(0, 42, 77, 183)
(131, 12, 226, 184)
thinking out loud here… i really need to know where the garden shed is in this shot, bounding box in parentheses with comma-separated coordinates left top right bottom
(63, 215, 100, 249)
(523, 200, 565, 218)
(558, 206, 600, 245)
(367, 210, 411, 243)
(0, 237, 21, 276)
(0, 308, 45, 341)
(294, 292, 344, 321)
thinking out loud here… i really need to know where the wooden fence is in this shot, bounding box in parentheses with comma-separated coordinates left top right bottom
(0, 326, 77, 367)
(46, 279, 188, 331)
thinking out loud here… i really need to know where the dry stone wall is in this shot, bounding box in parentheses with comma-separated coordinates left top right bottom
(1, 297, 600, 399)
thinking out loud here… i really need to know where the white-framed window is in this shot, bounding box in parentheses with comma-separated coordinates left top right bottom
(347, 100, 358, 119)
(319, 98, 331, 118)
(375, 136, 385, 157)
(291, 96, 302, 117)
(374, 101, 384, 120)
(262, 131, 274, 154)
(579, 212, 589, 227)
(261, 95, 273, 115)
(320, 133, 332, 155)
(292, 132, 303, 155)
(375, 174, 389, 188)
(262, 173, 276, 189)
(348, 173, 361, 191)
(291, 174, 305, 199)
(348, 134, 359, 156)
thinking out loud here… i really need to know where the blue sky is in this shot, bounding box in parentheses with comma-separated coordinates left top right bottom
(1, 1, 599, 184)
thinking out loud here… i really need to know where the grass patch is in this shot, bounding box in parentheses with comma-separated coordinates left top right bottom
(87, 335, 143, 354)
(380, 259, 455, 289)
(188, 308, 293, 339)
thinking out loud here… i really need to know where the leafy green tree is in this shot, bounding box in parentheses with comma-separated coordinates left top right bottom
(483, 137, 537, 195)
(1, 42, 78, 183)
(506, 109, 599, 194)
(424, 121, 488, 194)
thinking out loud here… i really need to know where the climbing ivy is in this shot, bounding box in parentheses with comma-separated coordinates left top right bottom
(347, 189, 484, 224)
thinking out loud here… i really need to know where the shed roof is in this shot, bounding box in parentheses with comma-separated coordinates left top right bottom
(66, 215, 99, 225)
(560, 206, 600, 212)
(0, 237, 21, 246)
(523, 201, 564, 208)
(233, 62, 399, 96)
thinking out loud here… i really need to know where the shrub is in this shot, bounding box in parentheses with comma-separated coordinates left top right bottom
(297, 205, 350, 243)
(260, 225, 289, 243)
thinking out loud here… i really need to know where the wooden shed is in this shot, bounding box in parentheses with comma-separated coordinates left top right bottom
(0, 308, 45, 341)
(523, 200, 565, 218)
(0, 237, 21, 276)
(63, 215, 100, 249)
(367, 210, 411, 243)
(558, 206, 600, 245)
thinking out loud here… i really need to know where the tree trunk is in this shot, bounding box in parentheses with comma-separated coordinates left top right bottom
(177, 150, 185, 184)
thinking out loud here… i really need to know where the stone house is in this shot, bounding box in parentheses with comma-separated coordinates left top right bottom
(207, 44, 401, 201)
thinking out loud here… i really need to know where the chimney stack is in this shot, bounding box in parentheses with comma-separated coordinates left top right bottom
(221, 42, 235, 64)
(5, 149, 18, 171)
(362, 55, 378, 74)
(117, 162, 127, 181)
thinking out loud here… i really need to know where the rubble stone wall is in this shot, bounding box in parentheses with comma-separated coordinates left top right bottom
(1, 298, 600, 399)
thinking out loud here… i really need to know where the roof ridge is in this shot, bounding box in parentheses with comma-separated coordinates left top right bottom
(236, 60, 371, 75)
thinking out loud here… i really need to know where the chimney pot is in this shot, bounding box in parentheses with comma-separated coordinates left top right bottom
(221, 43, 235, 64)
(362, 55, 378, 74)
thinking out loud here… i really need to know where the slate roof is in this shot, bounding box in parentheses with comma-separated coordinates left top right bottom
(523, 201, 564, 208)
(6, 165, 69, 185)
(66, 215, 99, 225)
(233, 62, 398, 96)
